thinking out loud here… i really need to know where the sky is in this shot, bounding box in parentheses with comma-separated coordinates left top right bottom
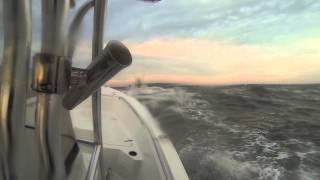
(102, 0, 320, 85)
(1, 0, 320, 85)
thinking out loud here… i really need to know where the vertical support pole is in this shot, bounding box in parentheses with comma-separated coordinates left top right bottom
(35, 0, 69, 179)
(91, 0, 107, 179)
(0, 0, 31, 179)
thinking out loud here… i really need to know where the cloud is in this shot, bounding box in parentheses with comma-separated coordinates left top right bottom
(107, 37, 320, 85)
(105, 0, 320, 44)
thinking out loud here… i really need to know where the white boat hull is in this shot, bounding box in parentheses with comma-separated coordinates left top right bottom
(71, 87, 189, 180)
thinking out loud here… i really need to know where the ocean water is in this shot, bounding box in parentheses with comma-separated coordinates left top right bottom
(122, 84, 320, 180)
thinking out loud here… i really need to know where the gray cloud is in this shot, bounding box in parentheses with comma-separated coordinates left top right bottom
(129, 55, 215, 76)
(103, 0, 320, 44)
(4, 0, 319, 56)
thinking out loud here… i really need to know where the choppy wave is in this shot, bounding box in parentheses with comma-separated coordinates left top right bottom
(122, 84, 320, 180)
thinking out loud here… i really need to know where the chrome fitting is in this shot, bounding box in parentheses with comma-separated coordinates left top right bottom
(31, 53, 70, 94)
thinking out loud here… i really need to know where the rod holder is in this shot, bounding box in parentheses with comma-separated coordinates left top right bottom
(63, 40, 132, 110)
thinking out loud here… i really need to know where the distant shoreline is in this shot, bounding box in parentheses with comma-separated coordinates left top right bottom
(108, 82, 320, 89)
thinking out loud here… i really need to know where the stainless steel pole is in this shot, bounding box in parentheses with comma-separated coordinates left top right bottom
(66, 0, 94, 59)
(0, 0, 31, 179)
(91, 0, 107, 179)
(35, 0, 70, 179)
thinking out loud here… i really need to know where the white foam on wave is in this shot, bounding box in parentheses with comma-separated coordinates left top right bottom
(275, 152, 289, 160)
(258, 166, 282, 180)
(206, 151, 256, 178)
(298, 168, 319, 180)
(129, 86, 247, 134)
(243, 129, 282, 154)
(127, 86, 179, 102)
(204, 151, 284, 180)
(241, 133, 320, 180)
(214, 122, 241, 133)
(296, 150, 320, 180)
(179, 142, 284, 180)
(128, 86, 217, 123)
(296, 150, 317, 160)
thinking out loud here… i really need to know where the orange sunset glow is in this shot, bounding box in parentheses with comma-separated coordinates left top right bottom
(107, 37, 320, 86)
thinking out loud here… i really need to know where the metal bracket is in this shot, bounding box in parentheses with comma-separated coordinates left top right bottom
(31, 53, 71, 94)
(70, 67, 87, 87)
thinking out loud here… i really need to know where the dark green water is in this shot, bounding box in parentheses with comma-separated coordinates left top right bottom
(123, 84, 320, 180)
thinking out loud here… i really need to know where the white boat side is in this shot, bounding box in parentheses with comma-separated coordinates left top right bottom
(71, 87, 189, 180)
